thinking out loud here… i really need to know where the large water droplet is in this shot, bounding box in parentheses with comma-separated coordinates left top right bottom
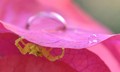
(26, 11, 66, 32)
(88, 34, 99, 44)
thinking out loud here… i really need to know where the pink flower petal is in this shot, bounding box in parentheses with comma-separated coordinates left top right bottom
(0, 33, 110, 72)
(103, 35, 120, 62)
(0, 33, 19, 55)
(0, 0, 113, 49)
(0, 24, 9, 33)
(0, 54, 110, 72)
(0, 0, 110, 33)
(88, 43, 120, 72)
(0, 0, 41, 27)
(59, 48, 110, 72)
(37, 0, 111, 33)
(0, 21, 113, 49)
(0, 0, 120, 71)
(0, 55, 77, 72)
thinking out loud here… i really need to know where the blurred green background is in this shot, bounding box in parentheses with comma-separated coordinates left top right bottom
(75, 0, 120, 33)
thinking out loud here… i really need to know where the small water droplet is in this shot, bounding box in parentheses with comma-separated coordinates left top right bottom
(26, 11, 66, 32)
(88, 34, 99, 44)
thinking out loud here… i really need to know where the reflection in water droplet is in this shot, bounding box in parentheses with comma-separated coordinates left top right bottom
(88, 34, 99, 44)
(26, 11, 66, 32)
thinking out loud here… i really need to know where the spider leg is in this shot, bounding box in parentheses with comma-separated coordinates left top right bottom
(44, 48, 65, 62)
(20, 39, 26, 45)
(15, 38, 65, 62)
(15, 37, 30, 55)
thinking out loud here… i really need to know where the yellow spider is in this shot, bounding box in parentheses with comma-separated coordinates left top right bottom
(15, 37, 65, 62)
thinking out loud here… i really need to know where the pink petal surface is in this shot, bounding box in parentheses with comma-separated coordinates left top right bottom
(38, 0, 111, 33)
(0, 23, 9, 33)
(0, 0, 111, 33)
(0, 33, 110, 72)
(0, 0, 113, 49)
(0, 21, 114, 49)
(0, 0, 120, 72)
(102, 35, 120, 63)
(88, 43, 120, 72)
(0, 33, 19, 55)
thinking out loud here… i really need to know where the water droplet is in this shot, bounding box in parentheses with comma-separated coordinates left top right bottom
(88, 34, 99, 44)
(26, 11, 66, 32)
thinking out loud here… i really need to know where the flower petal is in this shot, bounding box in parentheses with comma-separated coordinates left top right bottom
(0, 21, 113, 49)
(88, 43, 120, 72)
(0, 33, 110, 72)
(38, 1, 111, 33)
(61, 48, 110, 72)
(0, 55, 77, 72)
(0, 23, 10, 33)
(103, 35, 120, 62)
(0, 0, 41, 28)
(0, 33, 19, 55)
(0, 52, 110, 72)
(0, 0, 114, 49)
(0, 0, 111, 34)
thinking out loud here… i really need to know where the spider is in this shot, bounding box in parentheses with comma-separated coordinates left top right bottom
(15, 37, 65, 62)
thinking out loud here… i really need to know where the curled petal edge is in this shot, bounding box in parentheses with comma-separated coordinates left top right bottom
(0, 21, 118, 49)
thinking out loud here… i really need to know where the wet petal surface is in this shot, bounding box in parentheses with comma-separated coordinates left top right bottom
(0, 21, 114, 49)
